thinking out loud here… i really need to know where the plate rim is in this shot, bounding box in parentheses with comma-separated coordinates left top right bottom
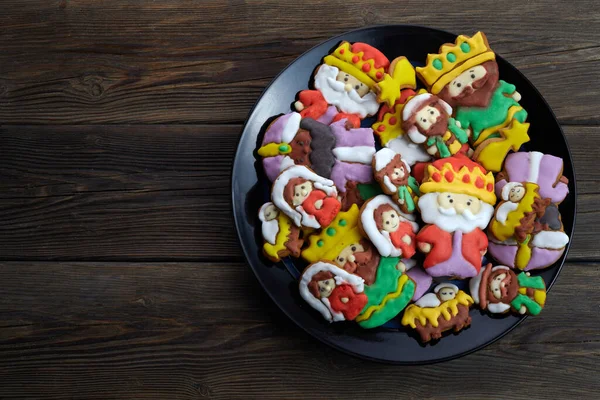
(231, 24, 577, 365)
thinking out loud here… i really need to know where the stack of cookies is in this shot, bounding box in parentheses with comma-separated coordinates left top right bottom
(255, 32, 570, 343)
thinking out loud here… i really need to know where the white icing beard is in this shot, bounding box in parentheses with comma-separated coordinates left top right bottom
(418, 192, 494, 233)
(385, 136, 431, 166)
(314, 64, 380, 118)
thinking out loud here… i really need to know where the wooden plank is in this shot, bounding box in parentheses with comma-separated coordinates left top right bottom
(0, 124, 594, 261)
(0, 0, 599, 124)
(0, 261, 597, 399)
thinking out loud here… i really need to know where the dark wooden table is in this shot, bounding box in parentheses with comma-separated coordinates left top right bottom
(0, 1, 598, 398)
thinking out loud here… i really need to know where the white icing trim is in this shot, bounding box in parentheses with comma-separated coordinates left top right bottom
(496, 201, 518, 224)
(434, 282, 459, 294)
(402, 93, 433, 120)
(415, 293, 441, 308)
(314, 64, 379, 118)
(279, 155, 295, 172)
(297, 206, 321, 229)
(531, 230, 569, 249)
(487, 302, 511, 314)
(299, 262, 365, 322)
(271, 165, 336, 228)
(374, 148, 397, 171)
(491, 265, 510, 272)
(360, 194, 417, 257)
(385, 136, 432, 166)
(501, 182, 524, 201)
(313, 181, 338, 197)
(332, 146, 375, 164)
(407, 126, 427, 144)
(528, 151, 543, 183)
(321, 298, 345, 322)
(382, 176, 398, 193)
(258, 202, 279, 245)
(281, 112, 302, 144)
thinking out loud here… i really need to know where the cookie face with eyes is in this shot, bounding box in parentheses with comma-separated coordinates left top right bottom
(470, 264, 547, 316)
(298, 261, 368, 323)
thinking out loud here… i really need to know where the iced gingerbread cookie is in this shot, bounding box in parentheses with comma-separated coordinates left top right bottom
(416, 154, 496, 279)
(416, 31, 529, 172)
(258, 113, 376, 203)
(402, 92, 471, 159)
(354, 256, 415, 329)
(271, 165, 341, 229)
(258, 202, 303, 262)
(372, 88, 433, 167)
(359, 195, 419, 258)
(299, 261, 368, 322)
(301, 204, 428, 304)
(487, 182, 569, 271)
(294, 42, 411, 128)
(495, 151, 569, 204)
(470, 264, 546, 315)
(401, 283, 474, 343)
(372, 148, 421, 214)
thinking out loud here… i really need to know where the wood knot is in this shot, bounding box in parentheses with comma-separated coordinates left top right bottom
(71, 75, 106, 99)
(193, 383, 213, 398)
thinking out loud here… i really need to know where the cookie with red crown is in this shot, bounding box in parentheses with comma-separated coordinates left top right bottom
(415, 154, 496, 279)
(416, 31, 529, 172)
(294, 42, 415, 128)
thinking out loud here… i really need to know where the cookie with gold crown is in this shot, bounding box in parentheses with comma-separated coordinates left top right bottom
(416, 31, 529, 172)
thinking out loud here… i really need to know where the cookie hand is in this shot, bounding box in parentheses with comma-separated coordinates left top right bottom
(418, 242, 431, 253)
(402, 235, 412, 245)
(294, 101, 305, 112)
(519, 305, 527, 315)
(396, 261, 407, 273)
(512, 91, 522, 102)
(314, 199, 323, 210)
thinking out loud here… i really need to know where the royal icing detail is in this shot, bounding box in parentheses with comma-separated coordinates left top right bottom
(359, 195, 419, 258)
(299, 261, 367, 322)
(271, 165, 340, 229)
(470, 263, 546, 316)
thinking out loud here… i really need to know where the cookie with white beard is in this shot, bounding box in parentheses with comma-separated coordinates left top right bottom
(293, 41, 404, 128)
(415, 155, 496, 279)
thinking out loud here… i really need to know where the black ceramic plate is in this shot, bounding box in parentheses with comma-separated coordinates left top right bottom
(232, 25, 576, 364)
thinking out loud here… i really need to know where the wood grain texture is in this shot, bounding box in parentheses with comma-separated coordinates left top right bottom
(0, 124, 593, 261)
(0, 0, 599, 124)
(0, 261, 597, 400)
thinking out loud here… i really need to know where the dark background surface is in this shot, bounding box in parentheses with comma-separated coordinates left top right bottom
(0, 1, 598, 398)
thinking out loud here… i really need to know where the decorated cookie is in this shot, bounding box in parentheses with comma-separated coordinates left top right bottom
(294, 42, 397, 127)
(401, 283, 474, 343)
(359, 195, 419, 258)
(402, 92, 471, 159)
(258, 113, 375, 195)
(470, 264, 546, 315)
(375, 56, 417, 107)
(271, 165, 341, 229)
(487, 181, 569, 271)
(416, 31, 529, 172)
(355, 256, 415, 329)
(372, 89, 432, 167)
(372, 148, 421, 213)
(416, 155, 496, 278)
(258, 202, 303, 262)
(299, 261, 368, 322)
(495, 151, 569, 204)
